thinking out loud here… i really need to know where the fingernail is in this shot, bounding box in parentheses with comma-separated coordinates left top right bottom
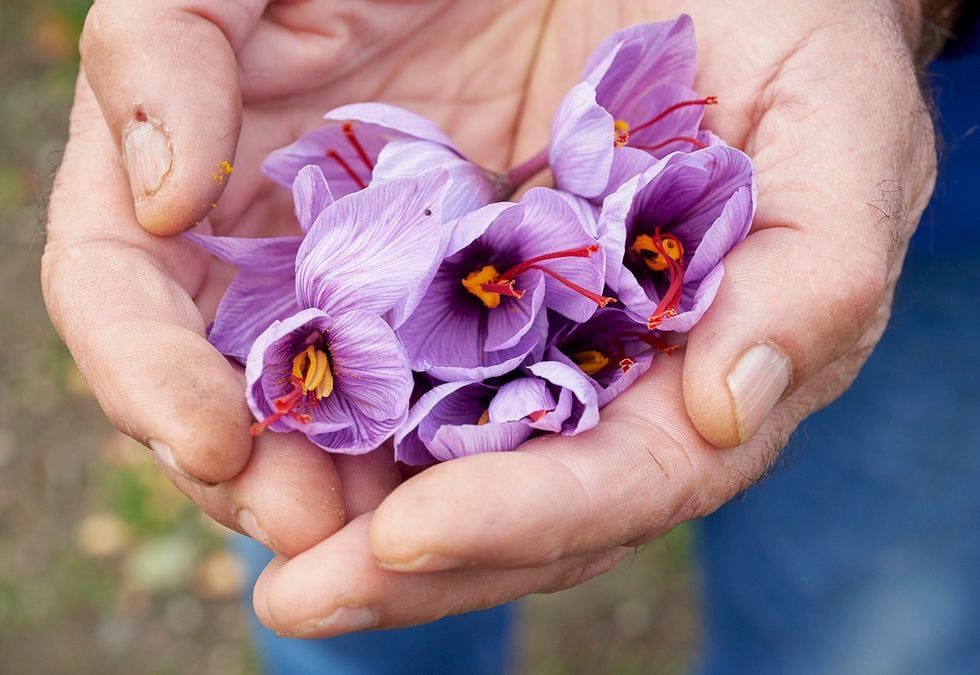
(377, 553, 464, 573)
(148, 438, 216, 487)
(237, 508, 270, 548)
(122, 119, 172, 200)
(726, 343, 791, 444)
(291, 607, 378, 638)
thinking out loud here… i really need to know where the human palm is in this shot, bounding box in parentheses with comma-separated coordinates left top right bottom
(44, 0, 935, 633)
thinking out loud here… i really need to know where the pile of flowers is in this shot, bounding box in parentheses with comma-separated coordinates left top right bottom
(189, 16, 756, 465)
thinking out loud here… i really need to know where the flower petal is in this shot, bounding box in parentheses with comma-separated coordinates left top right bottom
(325, 103, 457, 149)
(427, 420, 532, 462)
(489, 377, 555, 423)
(292, 164, 335, 234)
(296, 170, 451, 327)
(485, 270, 546, 352)
(394, 380, 475, 466)
(550, 82, 615, 199)
(209, 271, 301, 362)
(373, 139, 499, 220)
(527, 360, 600, 435)
(183, 231, 301, 276)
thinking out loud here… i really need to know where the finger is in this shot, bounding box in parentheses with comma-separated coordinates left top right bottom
(683, 21, 936, 448)
(253, 514, 631, 637)
(155, 431, 346, 558)
(42, 73, 251, 484)
(79, 0, 268, 234)
(332, 445, 404, 520)
(369, 354, 805, 572)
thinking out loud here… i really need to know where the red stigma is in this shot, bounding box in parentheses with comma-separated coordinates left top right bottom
(529, 410, 547, 423)
(250, 377, 315, 437)
(629, 96, 718, 136)
(482, 244, 617, 308)
(324, 122, 374, 190)
(631, 135, 708, 152)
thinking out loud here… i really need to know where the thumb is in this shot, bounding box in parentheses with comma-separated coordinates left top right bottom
(80, 0, 268, 234)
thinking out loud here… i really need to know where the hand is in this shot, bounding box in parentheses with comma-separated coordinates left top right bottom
(41, 0, 561, 556)
(247, 0, 938, 635)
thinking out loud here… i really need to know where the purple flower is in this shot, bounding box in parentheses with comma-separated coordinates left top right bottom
(246, 308, 412, 453)
(598, 144, 756, 332)
(395, 361, 599, 465)
(547, 308, 673, 406)
(188, 170, 453, 452)
(550, 15, 719, 201)
(262, 103, 499, 219)
(397, 187, 614, 382)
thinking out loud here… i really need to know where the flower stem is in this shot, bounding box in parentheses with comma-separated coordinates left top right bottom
(499, 146, 551, 198)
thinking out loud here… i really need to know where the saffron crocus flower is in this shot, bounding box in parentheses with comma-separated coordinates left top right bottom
(598, 144, 756, 332)
(548, 308, 674, 406)
(550, 15, 720, 201)
(188, 168, 452, 363)
(246, 308, 412, 453)
(262, 103, 499, 219)
(395, 361, 599, 465)
(397, 187, 614, 382)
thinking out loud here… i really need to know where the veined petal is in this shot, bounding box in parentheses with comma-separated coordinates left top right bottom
(485, 271, 546, 352)
(550, 82, 615, 199)
(292, 164, 335, 234)
(488, 377, 555, 423)
(325, 102, 458, 150)
(373, 139, 500, 221)
(209, 271, 302, 363)
(296, 170, 451, 326)
(528, 360, 600, 435)
(183, 231, 301, 276)
(427, 420, 532, 462)
(394, 380, 475, 466)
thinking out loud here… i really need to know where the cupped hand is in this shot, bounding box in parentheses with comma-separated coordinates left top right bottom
(247, 0, 938, 635)
(43, 0, 936, 635)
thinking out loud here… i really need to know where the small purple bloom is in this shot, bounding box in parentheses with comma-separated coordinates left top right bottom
(598, 144, 756, 332)
(246, 308, 412, 454)
(395, 361, 599, 465)
(397, 188, 613, 381)
(547, 308, 670, 406)
(262, 103, 499, 219)
(550, 15, 719, 201)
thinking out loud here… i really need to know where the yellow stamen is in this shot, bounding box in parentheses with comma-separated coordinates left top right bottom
(572, 349, 610, 376)
(462, 265, 502, 309)
(477, 409, 491, 426)
(632, 234, 684, 272)
(290, 346, 334, 401)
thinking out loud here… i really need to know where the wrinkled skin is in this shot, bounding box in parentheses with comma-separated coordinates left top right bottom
(42, 0, 935, 636)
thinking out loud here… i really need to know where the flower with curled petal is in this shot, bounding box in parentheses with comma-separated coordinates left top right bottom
(395, 360, 599, 465)
(550, 15, 721, 202)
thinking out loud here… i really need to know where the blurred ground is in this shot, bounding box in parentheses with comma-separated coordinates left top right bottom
(0, 2, 696, 673)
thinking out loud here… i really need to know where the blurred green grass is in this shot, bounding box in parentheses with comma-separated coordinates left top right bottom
(0, 1, 697, 673)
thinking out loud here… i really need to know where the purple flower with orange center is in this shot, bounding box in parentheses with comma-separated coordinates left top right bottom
(550, 15, 720, 201)
(398, 187, 614, 381)
(547, 308, 677, 406)
(395, 361, 599, 465)
(598, 144, 755, 332)
(262, 103, 499, 218)
(188, 169, 453, 451)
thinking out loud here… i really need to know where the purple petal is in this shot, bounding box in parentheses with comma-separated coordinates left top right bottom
(184, 231, 301, 276)
(292, 165, 335, 234)
(485, 271, 546, 352)
(585, 16, 697, 108)
(395, 380, 475, 465)
(209, 271, 301, 363)
(261, 123, 389, 196)
(601, 146, 658, 206)
(656, 262, 725, 333)
(489, 377, 555, 423)
(550, 82, 615, 199)
(325, 103, 457, 150)
(445, 202, 519, 257)
(527, 360, 600, 435)
(373, 139, 500, 220)
(427, 420, 532, 462)
(296, 170, 451, 327)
